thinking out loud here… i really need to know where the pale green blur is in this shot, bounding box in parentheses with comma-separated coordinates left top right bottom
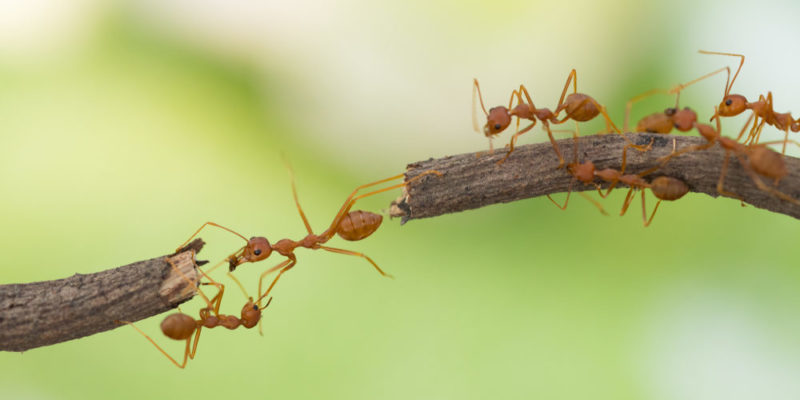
(1, 2, 800, 400)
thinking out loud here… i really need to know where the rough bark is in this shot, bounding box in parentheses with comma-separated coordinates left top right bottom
(391, 133, 800, 221)
(0, 239, 205, 352)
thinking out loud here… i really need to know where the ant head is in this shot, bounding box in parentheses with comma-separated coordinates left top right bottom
(718, 94, 747, 116)
(672, 108, 697, 132)
(244, 237, 272, 263)
(240, 299, 262, 329)
(484, 106, 511, 137)
(160, 313, 196, 340)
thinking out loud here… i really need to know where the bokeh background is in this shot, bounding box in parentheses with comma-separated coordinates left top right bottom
(2, 0, 800, 399)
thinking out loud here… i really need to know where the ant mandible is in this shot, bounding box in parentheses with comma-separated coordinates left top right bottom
(176, 168, 442, 315)
(701, 50, 800, 155)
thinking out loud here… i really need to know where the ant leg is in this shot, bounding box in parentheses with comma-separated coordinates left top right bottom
(547, 178, 575, 210)
(121, 321, 191, 369)
(257, 258, 295, 310)
(698, 50, 745, 97)
(588, 98, 621, 134)
(196, 268, 226, 314)
(498, 122, 536, 165)
(284, 159, 313, 234)
(644, 199, 663, 227)
(555, 69, 578, 110)
(619, 188, 636, 216)
(542, 124, 567, 169)
(254, 258, 294, 336)
(624, 88, 669, 132)
(717, 151, 742, 200)
(175, 222, 248, 253)
(760, 139, 800, 150)
(256, 258, 296, 308)
(622, 138, 654, 175)
(472, 78, 489, 133)
(226, 272, 251, 299)
(319, 245, 394, 278)
(667, 66, 730, 102)
(189, 326, 203, 360)
(578, 191, 609, 216)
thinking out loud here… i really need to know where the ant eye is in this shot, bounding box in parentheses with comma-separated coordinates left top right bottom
(254, 249, 262, 256)
(725, 99, 733, 106)
(252, 305, 258, 310)
(494, 123, 501, 130)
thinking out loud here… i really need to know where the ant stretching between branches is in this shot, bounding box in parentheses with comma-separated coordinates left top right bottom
(175, 168, 442, 330)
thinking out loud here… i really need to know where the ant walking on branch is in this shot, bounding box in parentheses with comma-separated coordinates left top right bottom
(474, 69, 649, 167)
(701, 50, 799, 154)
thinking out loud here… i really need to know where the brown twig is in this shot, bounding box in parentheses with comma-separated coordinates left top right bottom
(0, 239, 206, 352)
(391, 133, 800, 221)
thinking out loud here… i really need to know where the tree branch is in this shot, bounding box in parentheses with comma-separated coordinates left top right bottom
(0, 239, 206, 352)
(391, 133, 800, 221)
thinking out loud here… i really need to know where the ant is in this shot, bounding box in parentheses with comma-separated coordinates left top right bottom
(586, 137, 688, 226)
(175, 168, 442, 322)
(475, 70, 646, 167)
(121, 270, 272, 369)
(658, 107, 800, 205)
(701, 50, 800, 154)
(623, 66, 728, 134)
(545, 129, 651, 215)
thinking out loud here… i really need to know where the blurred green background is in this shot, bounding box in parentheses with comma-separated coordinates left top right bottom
(2, 1, 800, 399)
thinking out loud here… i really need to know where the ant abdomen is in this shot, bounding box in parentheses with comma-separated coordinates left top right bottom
(636, 112, 674, 133)
(747, 146, 787, 182)
(160, 313, 196, 340)
(650, 177, 689, 201)
(562, 93, 599, 122)
(337, 210, 383, 241)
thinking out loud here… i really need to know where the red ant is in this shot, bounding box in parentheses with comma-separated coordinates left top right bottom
(700, 50, 800, 155)
(121, 271, 272, 369)
(658, 107, 800, 205)
(587, 137, 688, 226)
(545, 129, 651, 215)
(474, 70, 644, 167)
(176, 169, 442, 322)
